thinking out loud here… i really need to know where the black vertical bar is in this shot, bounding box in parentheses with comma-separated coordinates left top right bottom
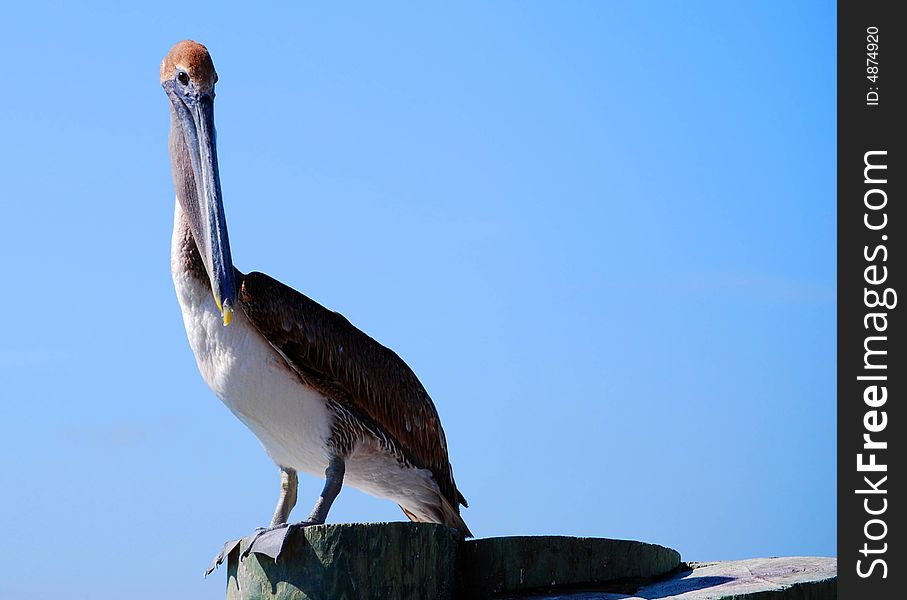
(838, 1, 904, 598)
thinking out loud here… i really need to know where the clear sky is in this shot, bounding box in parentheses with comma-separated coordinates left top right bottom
(0, 2, 835, 598)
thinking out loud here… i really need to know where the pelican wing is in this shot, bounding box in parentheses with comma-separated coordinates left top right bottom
(237, 271, 466, 510)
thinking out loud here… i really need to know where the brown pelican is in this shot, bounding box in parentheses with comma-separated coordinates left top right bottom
(160, 40, 470, 571)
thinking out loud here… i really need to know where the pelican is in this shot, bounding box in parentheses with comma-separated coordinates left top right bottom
(160, 40, 470, 570)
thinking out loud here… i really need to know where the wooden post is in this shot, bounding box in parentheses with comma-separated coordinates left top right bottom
(226, 523, 459, 600)
(224, 523, 836, 599)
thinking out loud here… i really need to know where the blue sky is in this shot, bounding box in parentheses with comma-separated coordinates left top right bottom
(0, 2, 835, 598)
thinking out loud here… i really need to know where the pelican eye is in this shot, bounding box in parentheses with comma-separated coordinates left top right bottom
(177, 71, 190, 85)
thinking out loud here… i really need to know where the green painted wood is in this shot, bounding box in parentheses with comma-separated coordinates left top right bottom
(226, 523, 460, 600)
(458, 536, 682, 597)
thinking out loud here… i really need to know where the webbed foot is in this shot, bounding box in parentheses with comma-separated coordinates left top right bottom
(203, 524, 293, 576)
(242, 519, 328, 560)
(240, 523, 291, 561)
(205, 537, 242, 577)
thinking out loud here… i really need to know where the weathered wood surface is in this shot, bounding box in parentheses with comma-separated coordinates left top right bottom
(225, 523, 682, 599)
(512, 557, 837, 600)
(226, 523, 460, 600)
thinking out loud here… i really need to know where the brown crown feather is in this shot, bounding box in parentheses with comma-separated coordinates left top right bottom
(160, 40, 217, 87)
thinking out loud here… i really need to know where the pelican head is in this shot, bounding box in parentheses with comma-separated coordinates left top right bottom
(162, 40, 235, 325)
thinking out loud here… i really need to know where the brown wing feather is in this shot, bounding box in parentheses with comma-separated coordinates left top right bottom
(237, 270, 467, 511)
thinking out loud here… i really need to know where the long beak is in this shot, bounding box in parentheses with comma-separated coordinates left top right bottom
(177, 93, 236, 325)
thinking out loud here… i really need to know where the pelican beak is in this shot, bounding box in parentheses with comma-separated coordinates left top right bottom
(167, 83, 236, 325)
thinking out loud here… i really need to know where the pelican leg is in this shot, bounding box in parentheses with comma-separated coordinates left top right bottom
(270, 467, 298, 527)
(241, 457, 346, 561)
(303, 456, 346, 525)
